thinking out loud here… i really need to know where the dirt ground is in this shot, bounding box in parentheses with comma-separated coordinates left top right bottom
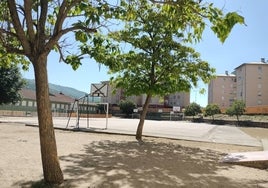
(239, 126, 268, 140)
(0, 123, 268, 188)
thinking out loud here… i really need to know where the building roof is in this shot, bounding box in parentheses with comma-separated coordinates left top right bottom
(20, 89, 74, 103)
(217, 74, 236, 77)
(235, 61, 268, 70)
(20, 89, 36, 100)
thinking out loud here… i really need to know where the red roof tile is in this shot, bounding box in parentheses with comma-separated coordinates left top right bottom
(20, 89, 74, 103)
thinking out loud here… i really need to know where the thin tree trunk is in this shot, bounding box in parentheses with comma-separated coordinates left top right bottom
(33, 57, 64, 184)
(236, 115, 240, 126)
(136, 94, 152, 140)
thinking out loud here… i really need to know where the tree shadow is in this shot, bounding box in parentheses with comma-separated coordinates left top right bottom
(55, 139, 262, 188)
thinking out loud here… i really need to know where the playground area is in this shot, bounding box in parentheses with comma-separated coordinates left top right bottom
(1, 117, 268, 187)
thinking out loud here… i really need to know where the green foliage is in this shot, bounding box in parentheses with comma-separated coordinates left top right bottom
(87, 0, 244, 97)
(119, 100, 136, 117)
(0, 0, 116, 70)
(0, 45, 30, 70)
(210, 12, 245, 43)
(65, 55, 83, 70)
(226, 100, 246, 123)
(0, 64, 25, 105)
(88, 0, 232, 98)
(204, 103, 221, 120)
(184, 102, 202, 117)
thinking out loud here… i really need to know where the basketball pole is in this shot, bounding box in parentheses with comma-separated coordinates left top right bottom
(67, 82, 109, 129)
(66, 98, 78, 129)
(66, 94, 89, 129)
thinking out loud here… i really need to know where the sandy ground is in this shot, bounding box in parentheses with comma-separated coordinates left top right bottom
(0, 123, 268, 188)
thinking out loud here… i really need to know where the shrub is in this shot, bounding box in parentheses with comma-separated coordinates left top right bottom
(184, 102, 202, 120)
(204, 103, 221, 120)
(119, 100, 136, 118)
(226, 100, 245, 125)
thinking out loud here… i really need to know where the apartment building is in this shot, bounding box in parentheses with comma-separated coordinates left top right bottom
(100, 81, 190, 109)
(208, 60, 268, 109)
(235, 61, 268, 106)
(208, 72, 237, 108)
(164, 92, 190, 108)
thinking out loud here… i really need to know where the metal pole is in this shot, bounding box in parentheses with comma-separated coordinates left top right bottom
(87, 94, 89, 128)
(76, 100, 79, 128)
(105, 103, 109, 129)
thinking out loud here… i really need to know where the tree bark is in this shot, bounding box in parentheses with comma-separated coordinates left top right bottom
(33, 56, 64, 184)
(136, 94, 152, 140)
(236, 115, 240, 126)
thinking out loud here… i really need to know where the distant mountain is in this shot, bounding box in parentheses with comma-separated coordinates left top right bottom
(24, 79, 89, 100)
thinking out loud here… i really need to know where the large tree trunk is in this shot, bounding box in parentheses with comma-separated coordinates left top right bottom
(33, 57, 64, 184)
(136, 94, 152, 140)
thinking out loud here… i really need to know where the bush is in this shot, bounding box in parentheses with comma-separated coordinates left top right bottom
(226, 100, 245, 125)
(119, 100, 136, 118)
(204, 103, 221, 120)
(184, 102, 202, 120)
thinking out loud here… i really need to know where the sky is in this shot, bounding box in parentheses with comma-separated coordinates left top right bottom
(22, 0, 268, 107)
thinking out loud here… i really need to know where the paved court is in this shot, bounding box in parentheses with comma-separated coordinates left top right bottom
(0, 116, 262, 148)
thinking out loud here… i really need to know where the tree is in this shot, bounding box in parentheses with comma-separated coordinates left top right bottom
(0, 0, 114, 185)
(87, 0, 244, 140)
(119, 100, 136, 118)
(0, 64, 25, 105)
(226, 100, 246, 125)
(204, 103, 221, 121)
(184, 102, 202, 119)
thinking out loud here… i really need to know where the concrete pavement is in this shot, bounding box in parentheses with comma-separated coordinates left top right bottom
(0, 116, 262, 148)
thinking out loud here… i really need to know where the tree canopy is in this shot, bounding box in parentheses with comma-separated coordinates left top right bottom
(87, 0, 244, 140)
(226, 100, 246, 124)
(119, 100, 136, 117)
(204, 103, 221, 120)
(0, 64, 25, 105)
(184, 102, 202, 118)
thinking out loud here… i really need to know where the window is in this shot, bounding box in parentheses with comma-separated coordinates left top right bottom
(28, 101, 33, 107)
(258, 66, 262, 74)
(258, 99, 262, 105)
(258, 84, 262, 89)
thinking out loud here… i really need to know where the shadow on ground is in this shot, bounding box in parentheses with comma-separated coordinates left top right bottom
(60, 140, 262, 188)
(17, 140, 265, 188)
